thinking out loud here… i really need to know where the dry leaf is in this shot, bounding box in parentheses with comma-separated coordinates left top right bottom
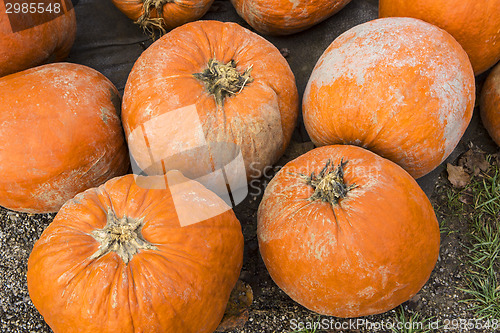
(216, 280, 253, 332)
(447, 163, 471, 188)
(458, 149, 490, 176)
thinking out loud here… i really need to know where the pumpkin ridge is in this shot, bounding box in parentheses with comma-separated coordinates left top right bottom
(134, 253, 205, 329)
(89, 209, 157, 264)
(58, 255, 94, 298)
(151, 248, 207, 269)
(129, 256, 183, 321)
(193, 59, 254, 106)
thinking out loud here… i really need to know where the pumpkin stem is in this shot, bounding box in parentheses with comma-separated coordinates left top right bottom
(136, 0, 173, 38)
(89, 210, 157, 264)
(193, 59, 254, 106)
(298, 159, 356, 206)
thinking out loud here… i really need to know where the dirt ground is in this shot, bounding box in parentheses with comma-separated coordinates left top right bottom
(1, 0, 499, 332)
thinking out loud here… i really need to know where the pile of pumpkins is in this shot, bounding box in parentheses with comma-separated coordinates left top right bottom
(1, 0, 499, 332)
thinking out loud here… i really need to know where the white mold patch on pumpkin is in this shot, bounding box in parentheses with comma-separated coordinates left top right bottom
(306, 230, 337, 261)
(310, 18, 452, 89)
(357, 285, 376, 299)
(100, 107, 116, 125)
(288, 0, 300, 10)
(31, 169, 83, 212)
(426, 53, 474, 161)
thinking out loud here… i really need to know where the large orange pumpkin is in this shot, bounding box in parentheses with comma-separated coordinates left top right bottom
(230, 0, 352, 35)
(111, 0, 214, 33)
(303, 17, 475, 179)
(257, 145, 440, 317)
(28, 172, 244, 333)
(379, 0, 500, 75)
(480, 63, 500, 146)
(0, 63, 129, 213)
(0, 0, 76, 77)
(122, 20, 298, 184)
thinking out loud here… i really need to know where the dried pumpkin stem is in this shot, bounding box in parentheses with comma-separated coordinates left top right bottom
(89, 210, 157, 264)
(136, 0, 173, 37)
(298, 159, 356, 206)
(193, 59, 254, 106)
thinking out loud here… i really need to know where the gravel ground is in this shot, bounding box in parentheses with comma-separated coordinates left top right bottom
(0, 211, 54, 332)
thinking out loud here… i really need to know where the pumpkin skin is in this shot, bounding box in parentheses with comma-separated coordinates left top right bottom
(480, 63, 500, 146)
(122, 20, 298, 183)
(230, 0, 352, 35)
(303, 17, 475, 179)
(111, 0, 214, 33)
(0, 63, 129, 213)
(379, 0, 500, 76)
(0, 0, 76, 77)
(27, 172, 244, 333)
(257, 145, 440, 317)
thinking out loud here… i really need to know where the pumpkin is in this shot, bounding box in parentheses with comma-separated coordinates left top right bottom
(0, 63, 129, 213)
(230, 0, 352, 35)
(122, 20, 298, 188)
(27, 172, 244, 333)
(0, 0, 76, 77)
(257, 145, 440, 317)
(303, 17, 475, 179)
(111, 0, 214, 34)
(480, 63, 500, 146)
(379, 0, 500, 76)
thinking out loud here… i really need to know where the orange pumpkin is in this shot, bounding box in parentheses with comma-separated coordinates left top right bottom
(480, 63, 500, 146)
(0, 63, 129, 213)
(28, 172, 244, 333)
(303, 17, 475, 179)
(230, 0, 352, 35)
(122, 20, 298, 184)
(379, 0, 500, 75)
(0, 0, 76, 77)
(257, 145, 440, 317)
(111, 0, 214, 33)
